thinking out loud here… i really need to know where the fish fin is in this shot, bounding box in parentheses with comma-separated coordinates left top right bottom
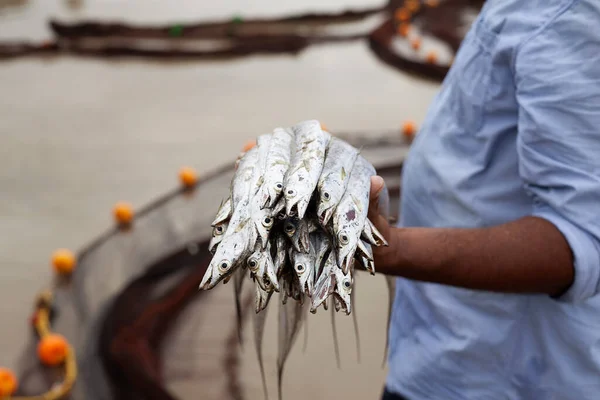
(235, 218, 249, 232)
(350, 194, 363, 214)
(303, 158, 311, 172)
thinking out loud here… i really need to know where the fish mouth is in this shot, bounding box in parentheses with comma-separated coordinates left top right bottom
(285, 197, 310, 219)
(255, 291, 273, 313)
(333, 292, 351, 315)
(208, 236, 221, 254)
(199, 261, 237, 290)
(311, 273, 335, 312)
(337, 248, 356, 274)
(199, 266, 220, 290)
(318, 206, 335, 227)
(358, 257, 376, 275)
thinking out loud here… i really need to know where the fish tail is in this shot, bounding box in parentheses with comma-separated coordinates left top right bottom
(351, 283, 361, 363)
(331, 302, 341, 369)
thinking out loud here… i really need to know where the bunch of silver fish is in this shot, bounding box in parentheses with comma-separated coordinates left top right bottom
(200, 120, 390, 399)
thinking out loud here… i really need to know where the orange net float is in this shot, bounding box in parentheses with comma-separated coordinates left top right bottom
(394, 8, 412, 23)
(37, 334, 69, 367)
(402, 120, 417, 140)
(51, 249, 76, 275)
(410, 37, 422, 51)
(8, 290, 78, 400)
(179, 166, 199, 189)
(113, 202, 134, 226)
(426, 50, 438, 64)
(0, 368, 18, 397)
(397, 23, 411, 38)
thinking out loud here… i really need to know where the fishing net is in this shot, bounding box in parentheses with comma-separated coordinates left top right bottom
(9, 132, 410, 400)
(0, 0, 484, 83)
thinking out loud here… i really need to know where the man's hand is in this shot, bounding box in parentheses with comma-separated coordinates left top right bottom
(367, 175, 398, 275)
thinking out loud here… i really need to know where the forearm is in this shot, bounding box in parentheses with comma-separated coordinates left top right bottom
(378, 216, 575, 296)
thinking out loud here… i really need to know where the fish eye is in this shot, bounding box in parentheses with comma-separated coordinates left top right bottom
(214, 225, 224, 235)
(276, 183, 283, 190)
(218, 260, 231, 272)
(248, 258, 259, 271)
(295, 264, 305, 274)
(323, 192, 330, 200)
(264, 277, 271, 287)
(284, 223, 296, 235)
(338, 232, 350, 245)
(343, 279, 351, 289)
(262, 217, 273, 228)
(286, 189, 296, 197)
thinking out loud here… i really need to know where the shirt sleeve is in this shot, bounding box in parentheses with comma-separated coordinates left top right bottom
(514, 2, 600, 303)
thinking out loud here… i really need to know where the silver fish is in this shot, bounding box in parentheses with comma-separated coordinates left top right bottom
(247, 241, 280, 292)
(330, 299, 341, 369)
(253, 303, 270, 400)
(289, 244, 316, 296)
(233, 268, 245, 347)
(277, 294, 305, 400)
(316, 137, 360, 225)
(273, 233, 288, 275)
(250, 135, 279, 249)
(211, 196, 233, 227)
(231, 147, 261, 208)
(310, 250, 337, 312)
(200, 209, 256, 289)
(333, 266, 353, 315)
(251, 207, 277, 250)
(356, 240, 375, 274)
(332, 155, 375, 273)
(208, 220, 229, 254)
(283, 218, 309, 253)
(351, 273, 361, 363)
(284, 120, 331, 219)
(255, 277, 274, 314)
(361, 218, 389, 247)
(257, 127, 294, 209)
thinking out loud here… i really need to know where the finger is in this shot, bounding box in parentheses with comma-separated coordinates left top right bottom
(368, 175, 385, 217)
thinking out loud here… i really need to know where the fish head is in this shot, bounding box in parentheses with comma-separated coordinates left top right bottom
(334, 268, 353, 314)
(283, 218, 298, 238)
(316, 178, 343, 225)
(200, 232, 248, 290)
(336, 228, 358, 273)
(253, 210, 275, 249)
(292, 252, 314, 295)
(208, 222, 228, 253)
(283, 175, 312, 219)
(247, 249, 264, 275)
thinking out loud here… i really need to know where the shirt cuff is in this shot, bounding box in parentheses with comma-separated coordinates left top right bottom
(533, 204, 600, 303)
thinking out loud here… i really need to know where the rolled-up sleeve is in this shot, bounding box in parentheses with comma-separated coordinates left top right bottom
(515, 2, 600, 303)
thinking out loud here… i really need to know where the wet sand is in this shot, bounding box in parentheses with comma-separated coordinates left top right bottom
(0, 0, 440, 398)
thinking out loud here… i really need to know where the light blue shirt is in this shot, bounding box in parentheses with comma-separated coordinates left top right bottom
(386, 1, 600, 399)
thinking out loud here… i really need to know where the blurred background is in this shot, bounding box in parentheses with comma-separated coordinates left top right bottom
(0, 0, 469, 398)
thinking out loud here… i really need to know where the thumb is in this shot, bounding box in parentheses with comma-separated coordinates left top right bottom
(368, 175, 385, 217)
